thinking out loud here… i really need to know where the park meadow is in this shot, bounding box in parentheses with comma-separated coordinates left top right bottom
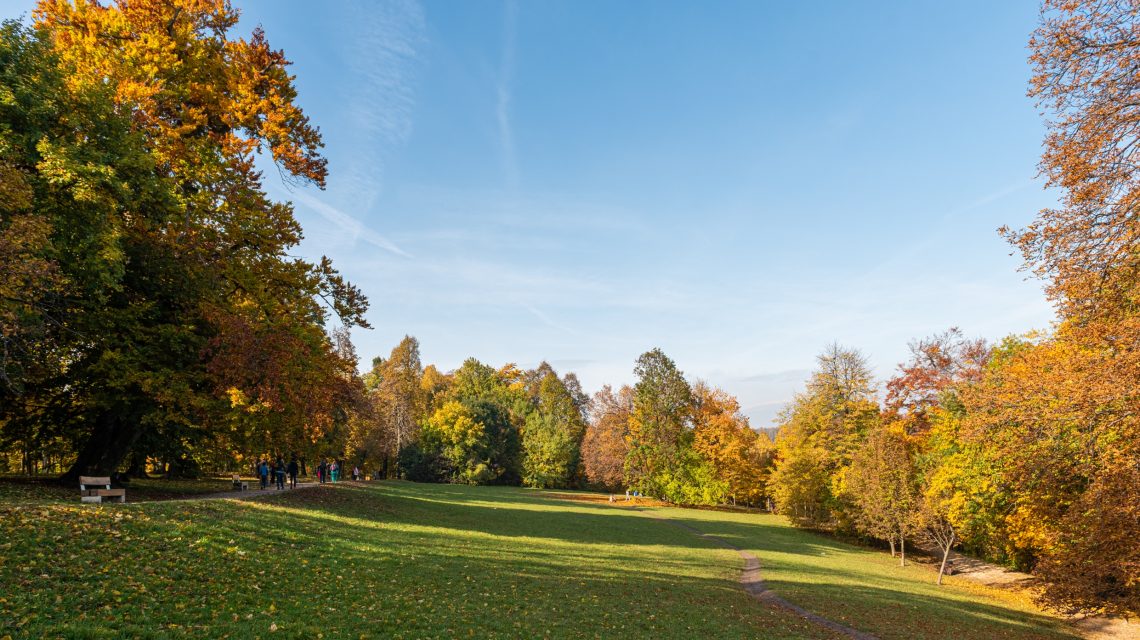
(1, 0, 1138, 638)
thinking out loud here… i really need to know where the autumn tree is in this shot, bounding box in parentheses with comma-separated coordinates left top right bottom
(845, 422, 919, 566)
(769, 344, 879, 529)
(349, 336, 425, 477)
(582, 385, 632, 490)
(885, 328, 988, 434)
(0, 1, 370, 479)
(691, 382, 772, 506)
(962, 331, 1140, 612)
(409, 358, 523, 485)
(967, 0, 1140, 614)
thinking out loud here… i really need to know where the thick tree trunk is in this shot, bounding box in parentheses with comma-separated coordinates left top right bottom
(60, 409, 143, 483)
(125, 452, 149, 479)
(937, 532, 956, 585)
(888, 538, 896, 557)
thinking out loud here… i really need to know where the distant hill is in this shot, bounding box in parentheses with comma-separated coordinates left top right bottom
(756, 426, 781, 442)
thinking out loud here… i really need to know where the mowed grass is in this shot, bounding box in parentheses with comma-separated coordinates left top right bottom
(656, 507, 1080, 640)
(0, 481, 841, 640)
(0, 481, 1082, 640)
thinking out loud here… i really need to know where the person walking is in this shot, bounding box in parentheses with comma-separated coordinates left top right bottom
(258, 459, 269, 490)
(318, 459, 326, 484)
(275, 456, 286, 490)
(330, 460, 339, 483)
(288, 457, 299, 489)
(352, 465, 360, 481)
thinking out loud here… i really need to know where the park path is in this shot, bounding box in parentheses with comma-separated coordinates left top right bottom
(929, 548, 1139, 640)
(635, 507, 878, 640)
(156, 480, 325, 502)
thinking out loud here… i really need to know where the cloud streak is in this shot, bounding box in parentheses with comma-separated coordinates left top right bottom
(341, 0, 426, 208)
(293, 191, 412, 258)
(522, 303, 580, 336)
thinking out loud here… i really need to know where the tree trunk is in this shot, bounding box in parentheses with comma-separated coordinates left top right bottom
(61, 409, 143, 483)
(937, 532, 956, 586)
(888, 538, 896, 557)
(125, 452, 149, 479)
(899, 536, 906, 567)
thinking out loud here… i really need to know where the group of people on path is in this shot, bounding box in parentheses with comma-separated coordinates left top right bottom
(256, 457, 299, 490)
(252, 456, 364, 489)
(315, 459, 363, 484)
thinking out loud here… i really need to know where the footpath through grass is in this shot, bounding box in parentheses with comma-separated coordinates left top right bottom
(0, 481, 1081, 639)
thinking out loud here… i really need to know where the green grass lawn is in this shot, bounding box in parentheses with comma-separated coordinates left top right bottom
(0, 481, 1079, 639)
(657, 507, 1079, 640)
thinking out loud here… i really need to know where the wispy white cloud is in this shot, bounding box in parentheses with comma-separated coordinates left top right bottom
(340, 0, 426, 209)
(945, 179, 1035, 220)
(497, 0, 519, 188)
(521, 303, 580, 336)
(293, 190, 412, 258)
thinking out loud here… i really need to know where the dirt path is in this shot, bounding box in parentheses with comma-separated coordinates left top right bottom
(639, 508, 877, 640)
(934, 548, 1138, 640)
(155, 481, 325, 502)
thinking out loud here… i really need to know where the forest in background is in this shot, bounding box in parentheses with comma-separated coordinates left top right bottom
(0, 0, 1136, 619)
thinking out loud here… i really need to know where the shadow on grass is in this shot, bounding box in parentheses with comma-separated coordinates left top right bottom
(0, 484, 843, 640)
(269, 481, 724, 552)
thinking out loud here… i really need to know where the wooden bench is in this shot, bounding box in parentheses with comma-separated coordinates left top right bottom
(232, 474, 249, 491)
(79, 476, 125, 504)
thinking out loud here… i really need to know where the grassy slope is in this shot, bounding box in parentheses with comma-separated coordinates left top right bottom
(655, 506, 1079, 640)
(0, 482, 839, 640)
(0, 481, 1081, 639)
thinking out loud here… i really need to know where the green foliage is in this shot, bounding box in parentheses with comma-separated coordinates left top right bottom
(408, 359, 524, 485)
(626, 348, 693, 497)
(522, 373, 586, 488)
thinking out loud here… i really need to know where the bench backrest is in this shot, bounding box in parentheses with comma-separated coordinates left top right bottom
(79, 476, 111, 488)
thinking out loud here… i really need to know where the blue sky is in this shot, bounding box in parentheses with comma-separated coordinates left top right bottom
(5, 1, 1058, 425)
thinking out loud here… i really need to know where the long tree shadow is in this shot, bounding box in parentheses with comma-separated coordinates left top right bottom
(267, 481, 721, 551)
(3, 489, 846, 640)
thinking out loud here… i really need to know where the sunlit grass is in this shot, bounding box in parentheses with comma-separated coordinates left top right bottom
(0, 481, 839, 639)
(0, 481, 1083, 639)
(651, 506, 1079, 640)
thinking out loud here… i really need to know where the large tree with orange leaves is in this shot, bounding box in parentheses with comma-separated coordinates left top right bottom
(0, 1, 368, 479)
(975, 0, 1140, 614)
(691, 382, 772, 506)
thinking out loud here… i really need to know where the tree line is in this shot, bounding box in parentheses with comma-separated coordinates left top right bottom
(766, 0, 1140, 617)
(348, 338, 772, 509)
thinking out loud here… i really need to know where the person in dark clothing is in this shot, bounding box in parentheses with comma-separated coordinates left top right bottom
(258, 459, 269, 490)
(288, 458, 299, 489)
(275, 456, 286, 490)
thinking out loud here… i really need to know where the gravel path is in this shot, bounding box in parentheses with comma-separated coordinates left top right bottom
(932, 548, 1138, 640)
